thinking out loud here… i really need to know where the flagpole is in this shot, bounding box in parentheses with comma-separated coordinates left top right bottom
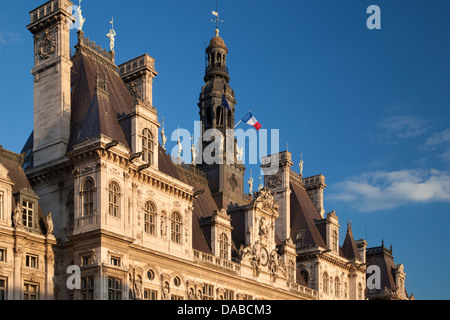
(234, 120, 242, 129)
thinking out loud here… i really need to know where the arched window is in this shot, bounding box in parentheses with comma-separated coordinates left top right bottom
(323, 272, 329, 294)
(171, 212, 182, 243)
(108, 181, 120, 218)
(335, 277, 340, 298)
(82, 179, 94, 217)
(219, 233, 229, 259)
(144, 201, 157, 235)
(332, 230, 338, 252)
(142, 128, 154, 165)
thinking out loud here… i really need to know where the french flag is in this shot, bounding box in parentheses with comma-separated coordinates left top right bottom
(241, 112, 262, 131)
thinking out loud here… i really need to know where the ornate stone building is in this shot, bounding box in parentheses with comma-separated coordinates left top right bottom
(0, 0, 413, 300)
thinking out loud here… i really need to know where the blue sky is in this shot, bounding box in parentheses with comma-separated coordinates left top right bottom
(1, 0, 450, 299)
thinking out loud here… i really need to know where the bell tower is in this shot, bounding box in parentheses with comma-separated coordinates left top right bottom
(197, 27, 246, 209)
(27, 0, 74, 167)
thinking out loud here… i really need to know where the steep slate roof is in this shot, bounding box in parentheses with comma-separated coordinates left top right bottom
(0, 146, 47, 233)
(0, 147, 31, 194)
(341, 225, 361, 261)
(289, 181, 326, 248)
(69, 51, 133, 150)
(366, 245, 398, 291)
(174, 165, 220, 255)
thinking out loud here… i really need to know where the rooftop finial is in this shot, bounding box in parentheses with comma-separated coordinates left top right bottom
(107, 17, 116, 52)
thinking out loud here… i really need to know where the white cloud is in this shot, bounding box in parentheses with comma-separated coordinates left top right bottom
(0, 32, 23, 48)
(378, 115, 428, 141)
(327, 169, 450, 212)
(422, 128, 450, 149)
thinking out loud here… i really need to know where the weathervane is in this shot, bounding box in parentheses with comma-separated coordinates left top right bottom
(106, 17, 116, 52)
(211, 0, 223, 35)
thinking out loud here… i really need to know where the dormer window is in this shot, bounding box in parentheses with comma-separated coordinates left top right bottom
(219, 233, 229, 259)
(142, 128, 154, 165)
(332, 230, 339, 253)
(22, 200, 34, 229)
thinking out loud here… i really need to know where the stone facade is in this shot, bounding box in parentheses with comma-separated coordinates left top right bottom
(0, 0, 413, 301)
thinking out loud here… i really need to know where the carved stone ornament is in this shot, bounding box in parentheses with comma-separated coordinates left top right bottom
(38, 29, 56, 60)
(254, 188, 279, 212)
(228, 174, 238, 192)
(267, 172, 282, 188)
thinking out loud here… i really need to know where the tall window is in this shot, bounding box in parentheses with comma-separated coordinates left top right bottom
(0, 277, 6, 300)
(108, 277, 121, 300)
(171, 212, 182, 244)
(202, 284, 214, 300)
(0, 192, 3, 220)
(25, 255, 38, 269)
(0, 248, 5, 262)
(323, 272, 329, 294)
(23, 283, 39, 300)
(82, 179, 94, 216)
(144, 201, 157, 235)
(108, 181, 120, 218)
(142, 128, 154, 165)
(81, 276, 94, 300)
(332, 230, 338, 253)
(219, 233, 229, 259)
(22, 200, 34, 228)
(335, 277, 340, 298)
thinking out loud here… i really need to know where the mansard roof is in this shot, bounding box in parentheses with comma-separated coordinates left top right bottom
(366, 244, 398, 291)
(69, 50, 133, 150)
(0, 146, 30, 194)
(0, 146, 48, 234)
(289, 181, 327, 248)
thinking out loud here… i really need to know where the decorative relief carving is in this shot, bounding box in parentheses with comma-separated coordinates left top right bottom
(267, 172, 282, 188)
(37, 29, 56, 60)
(254, 188, 279, 213)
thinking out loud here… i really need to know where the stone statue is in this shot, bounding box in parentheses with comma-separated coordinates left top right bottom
(13, 202, 22, 227)
(299, 153, 304, 176)
(258, 176, 264, 191)
(106, 18, 116, 52)
(238, 244, 252, 260)
(236, 145, 243, 161)
(134, 276, 142, 300)
(77, 0, 86, 31)
(190, 136, 196, 164)
(248, 176, 253, 195)
(46, 212, 54, 235)
(176, 127, 182, 158)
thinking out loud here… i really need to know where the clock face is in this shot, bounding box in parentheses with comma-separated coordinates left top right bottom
(260, 248, 269, 266)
